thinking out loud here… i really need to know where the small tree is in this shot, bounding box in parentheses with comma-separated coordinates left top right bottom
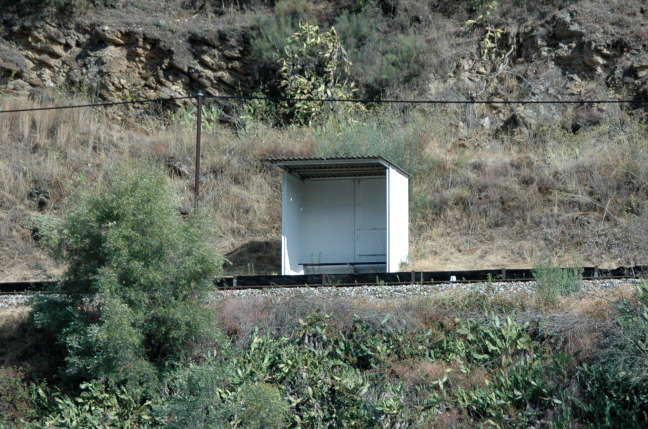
(246, 22, 362, 126)
(32, 167, 223, 387)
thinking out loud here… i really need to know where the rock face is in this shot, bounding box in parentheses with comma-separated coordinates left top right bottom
(0, 1, 646, 126)
(519, 5, 647, 89)
(0, 13, 248, 104)
(439, 2, 648, 134)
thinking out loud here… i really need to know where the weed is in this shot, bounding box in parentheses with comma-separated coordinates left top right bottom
(533, 264, 582, 308)
(0, 367, 37, 425)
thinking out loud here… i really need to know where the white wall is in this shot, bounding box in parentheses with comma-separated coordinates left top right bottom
(299, 179, 355, 265)
(282, 172, 304, 275)
(387, 167, 409, 272)
(282, 172, 403, 275)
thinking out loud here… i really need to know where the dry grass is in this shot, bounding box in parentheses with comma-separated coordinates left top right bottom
(209, 284, 641, 370)
(0, 93, 282, 279)
(423, 409, 470, 429)
(390, 358, 489, 390)
(1, 91, 648, 279)
(0, 307, 33, 367)
(390, 359, 451, 384)
(558, 283, 637, 319)
(547, 283, 639, 363)
(211, 287, 583, 344)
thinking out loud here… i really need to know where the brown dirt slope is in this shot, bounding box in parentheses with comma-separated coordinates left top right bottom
(0, 0, 647, 279)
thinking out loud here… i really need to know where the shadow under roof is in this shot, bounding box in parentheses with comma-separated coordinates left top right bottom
(265, 156, 409, 179)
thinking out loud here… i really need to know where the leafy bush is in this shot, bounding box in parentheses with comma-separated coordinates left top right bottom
(313, 111, 426, 174)
(335, 8, 431, 98)
(160, 356, 234, 429)
(159, 353, 288, 429)
(449, 316, 532, 364)
(532, 265, 582, 308)
(570, 283, 648, 428)
(31, 167, 223, 387)
(0, 367, 37, 425)
(232, 382, 290, 428)
(248, 15, 299, 70)
(574, 363, 648, 428)
(16, 290, 648, 427)
(158, 304, 648, 427)
(455, 357, 554, 424)
(246, 1, 315, 95)
(32, 381, 160, 429)
(246, 22, 361, 125)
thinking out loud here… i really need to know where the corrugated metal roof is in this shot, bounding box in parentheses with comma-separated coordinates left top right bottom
(265, 156, 409, 178)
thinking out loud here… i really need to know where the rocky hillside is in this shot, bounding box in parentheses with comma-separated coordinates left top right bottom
(1, 1, 646, 121)
(1, 0, 648, 279)
(0, 1, 250, 103)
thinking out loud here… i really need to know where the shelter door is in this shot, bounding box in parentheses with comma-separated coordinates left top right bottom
(354, 178, 386, 263)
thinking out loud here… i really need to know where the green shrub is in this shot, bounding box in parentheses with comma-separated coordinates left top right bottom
(570, 283, 648, 427)
(246, 2, 315, 92)
(450, 316, 532, 363)
(161, 354, 293, 428)
(248, 14, 299, 69)
(0, 367, 37, 425)
(532, 265, 582, 308)
(335, 10, 430, 98)
(313, 111, 425, 174)
(31, 167, 223, 387)
(246, 22, 361, 125)
(574, 363, 648, 428)
(34, 381, 161, 429)
(156, 356, 233, 428)
(234, 382, 290, 429)
(455, 357, 552, 423)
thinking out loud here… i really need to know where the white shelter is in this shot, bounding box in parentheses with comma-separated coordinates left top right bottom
(267, 156, 409, 275)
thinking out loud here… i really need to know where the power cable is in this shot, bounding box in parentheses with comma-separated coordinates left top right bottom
(0, 95, 195, 114)
(0, 93, 646, 114)
(205, 94, 647, 105)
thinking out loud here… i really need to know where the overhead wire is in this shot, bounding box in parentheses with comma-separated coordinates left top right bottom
(204, 94, 646, 105)
(0, 93, 646, 114)
(0, 95, 195, 114)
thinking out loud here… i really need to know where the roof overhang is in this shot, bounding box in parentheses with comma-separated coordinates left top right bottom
(265, 156, 409, 179)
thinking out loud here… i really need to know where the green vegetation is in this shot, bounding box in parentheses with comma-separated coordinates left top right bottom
(1, 0, 648, 425)
(246, 22, 361, 126)
(334, 11, 430, 99)
(2, 282, 647, 427)
(573, 283, 648, 426)
(532, 264, 583, 308)
(30, 167, 223, 389)
(247, 0, 434, 107)
(0, 367, 36, 425)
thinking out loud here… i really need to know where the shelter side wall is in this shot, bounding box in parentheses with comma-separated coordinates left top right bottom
(387, 168, 409, 272)
(282, 172, 305, 275)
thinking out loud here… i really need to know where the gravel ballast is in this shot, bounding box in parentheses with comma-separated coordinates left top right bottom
(213, 279, 640, 300)
(2, 279, 640, 309)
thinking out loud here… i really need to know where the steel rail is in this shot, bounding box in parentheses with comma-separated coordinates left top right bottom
(0, 274, 642, 295)
(213, 274, 641, 290)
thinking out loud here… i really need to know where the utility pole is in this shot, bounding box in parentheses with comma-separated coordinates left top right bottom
(194, 91, 204, 209)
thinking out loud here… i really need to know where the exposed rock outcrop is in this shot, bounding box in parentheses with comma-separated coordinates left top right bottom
(0, 14, 248, 105)
(0, 1, 646, 129)
(445, 2, 648, 134)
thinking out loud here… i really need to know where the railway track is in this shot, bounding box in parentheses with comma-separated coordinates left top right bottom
(1, 265, 646, 295)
